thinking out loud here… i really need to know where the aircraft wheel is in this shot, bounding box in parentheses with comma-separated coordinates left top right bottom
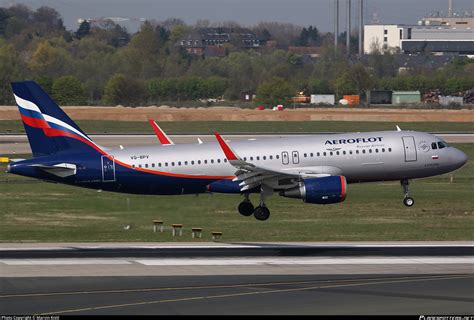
(403, 197, 415, 207)
(238, 201, 254, 217)
(253, 206, 270, 221)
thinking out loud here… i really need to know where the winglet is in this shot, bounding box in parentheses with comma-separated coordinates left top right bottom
(149, 120, 174, 145)
(214, 132, 239, 161)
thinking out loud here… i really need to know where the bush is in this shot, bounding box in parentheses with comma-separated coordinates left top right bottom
(51, 75, 86, 105)
(103, 73, 145, 106)
(255, 77, 295, 107)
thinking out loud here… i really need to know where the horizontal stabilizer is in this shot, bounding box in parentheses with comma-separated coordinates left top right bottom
(31, 163, 77, 177)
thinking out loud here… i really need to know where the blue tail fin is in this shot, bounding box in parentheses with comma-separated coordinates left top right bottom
(11, 81, 101, 157)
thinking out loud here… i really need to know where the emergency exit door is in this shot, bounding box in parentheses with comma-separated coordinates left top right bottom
(101, 155, 116, 181)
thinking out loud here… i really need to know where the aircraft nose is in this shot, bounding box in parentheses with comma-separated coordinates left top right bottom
(452, 148, 468, 168)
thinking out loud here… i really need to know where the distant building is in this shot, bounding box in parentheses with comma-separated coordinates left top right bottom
(364, 24, 474, 55)
(178, 27, 264, 56)
(420, 17, 474, 29)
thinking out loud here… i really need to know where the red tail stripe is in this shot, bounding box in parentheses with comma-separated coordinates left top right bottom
(21, 114, 50, 129)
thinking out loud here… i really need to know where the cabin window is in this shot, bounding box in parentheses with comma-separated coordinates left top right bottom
(329, 152, 333, 156)
(362, 149, 366, 154)
(336, 151, 340, 155)
(211, 159, 214, 163)
(343, 151, 346, 155)
(152, 163, 155, 168)
(356, 150, 359, 154)
(375, 149, 379, 153)
(323, 152, 326, 156)
(369, 149, 372, 153)
(197, 160, 201, 164)
(132, 164, 135, 168)
(270, 155, 273, 160)
(204, 160, 208, 164)
(388, 148, 392, 152)
(381, 148, 385, 153)
(349, 150, 353, 155)
(256, 156, 260, 160)
(263, 156, 266, 160)
(304, 153, 307, 158)
(184, 161, 188, 165)
(224, 159, 227, 162)
(276, 155, 280, 159)
(244, 157, 247, 161)
(178, 161, 181, 166)
(145, 164, 148, 168)
(191, 161, 194, 165)
(171, 162, 175, 166)
(310, 153, 313, 157)
(217, 159, 221, 163)
(250, 157, 254, 161)
(317, 152, 320, 157)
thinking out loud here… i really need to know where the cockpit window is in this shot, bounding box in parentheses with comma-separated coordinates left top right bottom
(431, 142, 437, 150)
(437, 141, 448, 149)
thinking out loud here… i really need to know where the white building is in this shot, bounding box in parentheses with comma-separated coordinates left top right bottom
(364, 24, 474, 54)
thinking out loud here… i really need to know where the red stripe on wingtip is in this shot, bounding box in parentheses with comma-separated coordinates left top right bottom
(149, 119, 172, 145)
(214, 132, 238, 161)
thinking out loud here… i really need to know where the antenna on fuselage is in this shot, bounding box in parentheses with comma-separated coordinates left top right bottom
(197, 137, 203, 144)
(396, 125, 402, 131)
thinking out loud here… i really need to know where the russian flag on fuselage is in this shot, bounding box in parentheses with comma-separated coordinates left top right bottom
(11, 81, 102, 157)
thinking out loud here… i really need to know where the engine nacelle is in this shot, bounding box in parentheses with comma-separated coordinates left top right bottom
(279, 176, 347, 204)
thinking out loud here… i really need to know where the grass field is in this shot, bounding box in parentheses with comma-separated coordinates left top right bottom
(0, 144, 474, 242)
(0, 144, 473, 242)
(1, 120, 473, 134)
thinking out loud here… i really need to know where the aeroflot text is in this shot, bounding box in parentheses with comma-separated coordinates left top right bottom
(325, 137, 384, 145)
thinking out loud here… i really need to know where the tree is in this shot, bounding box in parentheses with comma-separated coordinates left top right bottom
(75, 20, 91, 39)
(51, 76, 86, 105)
(0, 42, 22, 104)
(255, 77, 295, 106)
(28, 40, 70, 77)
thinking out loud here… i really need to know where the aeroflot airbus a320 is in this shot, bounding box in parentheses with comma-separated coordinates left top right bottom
(7, 81, 468, 220)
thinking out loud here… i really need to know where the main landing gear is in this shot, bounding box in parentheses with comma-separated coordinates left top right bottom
(238, 186, 273, 221)
(401, 179, 415, 207)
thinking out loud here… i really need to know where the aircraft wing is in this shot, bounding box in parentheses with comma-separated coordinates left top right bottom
(149, 120, 174, 145)
(214, 132, 340, 191)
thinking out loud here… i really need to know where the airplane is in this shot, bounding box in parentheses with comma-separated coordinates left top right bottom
(6, 81, 468, 220)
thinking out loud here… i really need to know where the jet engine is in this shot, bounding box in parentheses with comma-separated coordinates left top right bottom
(279, 176, 347, 204)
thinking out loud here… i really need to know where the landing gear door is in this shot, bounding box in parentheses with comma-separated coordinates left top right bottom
(101, 155, 116, 182)
(402, 136, 417, 162)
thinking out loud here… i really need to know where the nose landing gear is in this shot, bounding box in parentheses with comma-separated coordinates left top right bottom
(401, 179, 415, 207)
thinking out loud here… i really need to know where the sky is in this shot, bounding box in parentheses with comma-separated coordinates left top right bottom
(1, 0, 473, 33)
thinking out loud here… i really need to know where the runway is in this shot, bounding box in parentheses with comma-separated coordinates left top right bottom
(1, 133, 473, 154)
(0, 242, 473, 314)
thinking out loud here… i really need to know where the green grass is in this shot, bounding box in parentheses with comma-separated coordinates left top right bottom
(1, 120, 473, 134)
(0, 144, 473, 242)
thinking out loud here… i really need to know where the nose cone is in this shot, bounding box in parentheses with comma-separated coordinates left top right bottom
(451, 148, 468, 169)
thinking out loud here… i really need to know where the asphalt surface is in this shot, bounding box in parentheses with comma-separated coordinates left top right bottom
(1, 133, 473, 154)
(1, 274, 472, 315)
(1, 242, 473, 258)
(1, 242, 473, 314)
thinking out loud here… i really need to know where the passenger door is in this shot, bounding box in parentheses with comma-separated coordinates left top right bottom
(402, 136, 417, 162)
